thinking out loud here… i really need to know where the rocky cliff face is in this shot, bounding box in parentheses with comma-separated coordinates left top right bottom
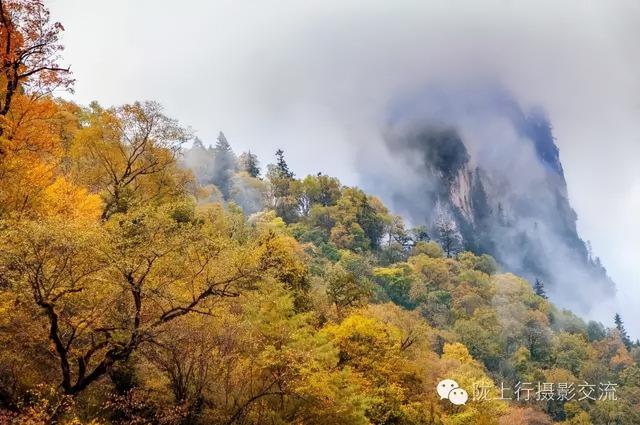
(375, 86, 613, 313)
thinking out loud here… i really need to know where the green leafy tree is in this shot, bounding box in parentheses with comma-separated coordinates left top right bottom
(292, 174, 341, 217)
(587, 320, 607, 342)
(331, 188, 387, 251)
(326, 252, 373, 315)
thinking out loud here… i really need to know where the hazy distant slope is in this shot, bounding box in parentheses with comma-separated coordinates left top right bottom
(370, 85, 614, 312)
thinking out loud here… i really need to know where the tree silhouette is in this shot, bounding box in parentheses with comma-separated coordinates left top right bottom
(435, 211, 461, 258)
(238, 150, 260, 178)
(534, 278, 547, 299)
(275, 149, 294, 179)
(614, 313, 632, 350)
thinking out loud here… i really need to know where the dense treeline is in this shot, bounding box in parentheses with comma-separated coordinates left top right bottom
(0, 1, 639, 424)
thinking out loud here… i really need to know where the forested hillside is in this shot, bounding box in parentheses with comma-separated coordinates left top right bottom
(0, 1, 638, 424)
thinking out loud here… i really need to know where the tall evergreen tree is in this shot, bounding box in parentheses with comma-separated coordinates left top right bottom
(534, 278, 547, 299)
(435, 210, 462, 258)
(614, 313, 632, 350)
(192, 137, 206, 150)
(266, 149, 297, 222)
(212, 131, 236, 198)
(275, 149, 294, 179)
(238, 151, 261, 178)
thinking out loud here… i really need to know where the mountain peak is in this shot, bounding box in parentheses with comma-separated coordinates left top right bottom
(373, 85, 614, 314)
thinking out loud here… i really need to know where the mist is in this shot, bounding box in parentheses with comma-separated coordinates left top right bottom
(50, 0, 640, 334)
(365, 83, 615, 317)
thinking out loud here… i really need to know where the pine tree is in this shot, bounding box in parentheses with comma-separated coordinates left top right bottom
(192, 137, 206, 150)
(266, 149, 297, 222)
(534, 278, 547, 299)
(275, 149, 294, 179)
(215, 131, 231, 152)
(435, 210, 461, 258)
(238, 151, 261, 178)
(614, 313, 632, 350)
(212, 132, 236, 198)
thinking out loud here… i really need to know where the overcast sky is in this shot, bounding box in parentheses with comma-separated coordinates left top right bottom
(49, 0, 640, 335)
